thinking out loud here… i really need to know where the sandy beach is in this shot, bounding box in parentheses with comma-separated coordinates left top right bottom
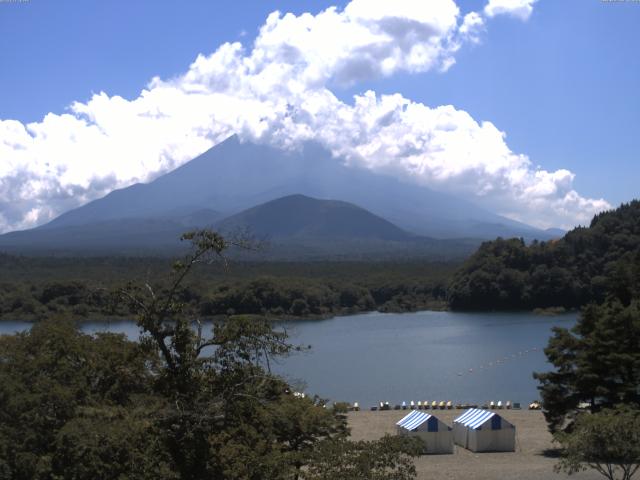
(347, 409, 602, 480)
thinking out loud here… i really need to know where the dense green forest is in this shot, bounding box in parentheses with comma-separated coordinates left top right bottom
(0, 255, 456, 321)
(448, 201, 640, 311)
(0, 232, 422, 479)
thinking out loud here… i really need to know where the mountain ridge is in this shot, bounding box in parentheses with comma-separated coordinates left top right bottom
(39, 135, 553, 240)
(0, 193, 478, 260)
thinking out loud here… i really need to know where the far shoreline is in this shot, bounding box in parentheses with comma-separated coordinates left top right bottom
(0, 303, 579, 324)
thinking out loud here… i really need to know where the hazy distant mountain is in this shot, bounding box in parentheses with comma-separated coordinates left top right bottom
(40, 135, 552, 240)
(0, 218, 189, 255)
(216, 194, 412, 241)
(0, 135, 559, 257)
(213, 194, 478, 260)
(544, 227, 567, 238)
(0, 194, 478, 259)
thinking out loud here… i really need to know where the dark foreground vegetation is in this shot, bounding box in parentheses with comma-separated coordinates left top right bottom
(0, 255, 456, 321)
(531, 206, 640, 479)
(0, 231, 422, 480)
(535, 283, 640, 479)
(449, 201, 640, 311)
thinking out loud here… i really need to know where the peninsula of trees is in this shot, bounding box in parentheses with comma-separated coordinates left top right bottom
(448, 201, 640, 311)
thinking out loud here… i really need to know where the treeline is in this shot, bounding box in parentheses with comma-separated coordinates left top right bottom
(201, 276, 449, 318)
(448, 200, 640, 310)
(0, 257, 456, 320)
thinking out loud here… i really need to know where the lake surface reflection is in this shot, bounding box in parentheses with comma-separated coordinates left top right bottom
(1, 310, 576, 406)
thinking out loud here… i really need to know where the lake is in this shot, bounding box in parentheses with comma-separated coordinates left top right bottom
(0, 310, 576, 407)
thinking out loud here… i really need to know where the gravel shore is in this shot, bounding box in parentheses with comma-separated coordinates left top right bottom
(347, 409, 601, 480)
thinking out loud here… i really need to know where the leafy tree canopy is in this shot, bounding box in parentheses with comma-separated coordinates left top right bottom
(555, 407, 640, 480)
(449, 200, 640, 311)
(534, 298, 640, 432)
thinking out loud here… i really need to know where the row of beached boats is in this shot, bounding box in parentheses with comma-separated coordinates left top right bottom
(350, 400, 543, 411)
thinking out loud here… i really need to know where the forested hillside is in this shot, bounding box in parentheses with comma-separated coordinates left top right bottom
(448, 201, 640, 310)
(0, 256, 455, 320)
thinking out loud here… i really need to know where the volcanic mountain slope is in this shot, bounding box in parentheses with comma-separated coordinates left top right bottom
(0, 135, 556, 257)
(37, 135, 551, 240)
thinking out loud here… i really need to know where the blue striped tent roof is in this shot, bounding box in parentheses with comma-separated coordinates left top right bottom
(396, 410, 432, 431)
(453, 409, 503, 430)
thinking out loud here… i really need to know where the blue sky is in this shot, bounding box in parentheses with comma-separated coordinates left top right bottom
(0, 0, 638, 232)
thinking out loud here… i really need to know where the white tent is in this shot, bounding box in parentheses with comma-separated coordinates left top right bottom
(396, 410, 453, 454)
(453, 408, 515, 452)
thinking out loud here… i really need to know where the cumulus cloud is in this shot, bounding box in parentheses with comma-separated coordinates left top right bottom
(0, 0, 609, 233)
(484, 0, 538, 21)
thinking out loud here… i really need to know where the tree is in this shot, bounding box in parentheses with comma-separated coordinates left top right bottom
(116, 230, 350, 479)
(0, 317, 158, 480)
(555, 407, 640, 480)
(448, 201, 640, 311)
(116, 229, 423, 479)
(534, 299, 640, 432)
(302, 435, 423, 480)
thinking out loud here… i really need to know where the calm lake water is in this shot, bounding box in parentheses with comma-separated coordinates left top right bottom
(0, 310, 576, 407)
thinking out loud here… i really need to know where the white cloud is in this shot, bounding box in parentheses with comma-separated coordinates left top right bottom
(484, 0, 538, 21)
(0, 0, 610, 233)
(459, 12, 485, 44)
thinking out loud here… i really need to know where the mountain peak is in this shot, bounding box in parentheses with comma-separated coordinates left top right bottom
(216, 194, 412, 241)
(7, 137, 556, 251)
